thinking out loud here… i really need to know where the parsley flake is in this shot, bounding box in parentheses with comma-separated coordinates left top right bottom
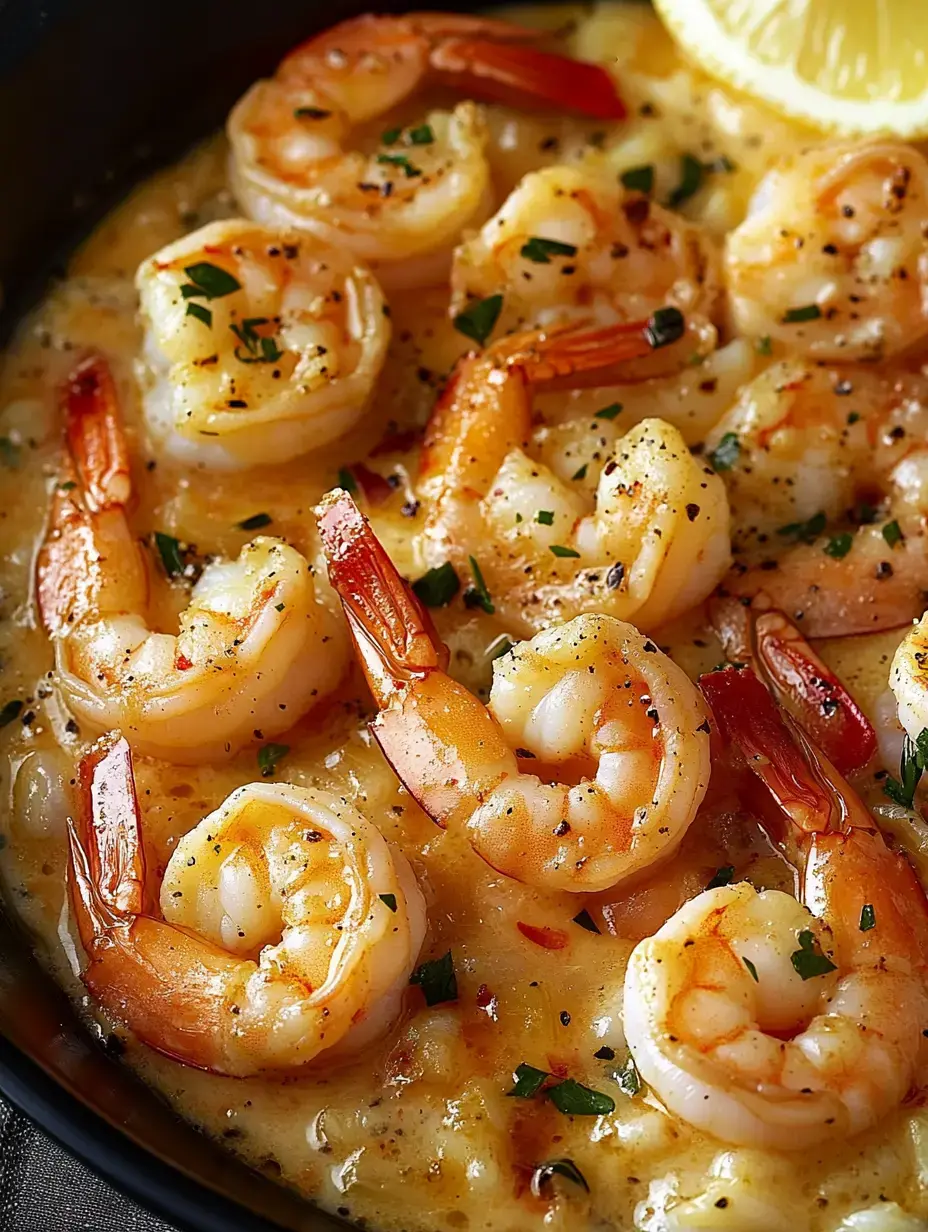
(294, 106, 331, 120)
(615, 1055, 641, 1097)
(258, 743, 289, 778)
(379, 893, 397, 913)
(230, 317, 284, 365)
(408, 123, 435, 145)
(882, 520, 903, 548)
(595, 403, 623, 420)
(708, 432, 740, 472)
(237, 512, 272, 531)
(410, 950, 458, 1006)
(884, 728, 928, 807)
(376, 153, 421, 178)
(783, 304, 822, 324)
(536, 510, 555, 526)
(790, 929, 837, 980)
(824, 532, 852, 559)
(546, 1078, 615, 1116)
(742, 956, 759, 982)
(777, 511, 827, 544)
(182, 261, 241, 300)
(859, 903, 876, 932)
(531, 1159, 589, 1195)
(645, 306, 685, 348)
(508, 1062, 549, 1098)
(550, 544, 580, 559)
(411, 562, 459, 608)
(755, 335, 772, 355)
(154, 532, 185, 577)
(520, 236, 579, 264)
(572, 463, 588, 481)
(336, 467, 357, 494)
(453, 295, 503, 347)
(620, 164, 654, 194)
(572, 909, 601, 934)
(463, 555, 495, 614)
(0, 699, 23, 729)
(668, 153, 703, 207)
(706, 865, 735, 889)
(185, 301, 212, 327)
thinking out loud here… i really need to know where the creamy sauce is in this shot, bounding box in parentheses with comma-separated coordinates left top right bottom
(0, 5, 926, 1231)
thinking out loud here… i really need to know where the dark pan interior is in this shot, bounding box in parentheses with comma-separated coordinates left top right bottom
(0, 0, 456, 1227)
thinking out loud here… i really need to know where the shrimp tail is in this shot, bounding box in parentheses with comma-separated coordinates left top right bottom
(63, 353, 132, 511)
(316, 489, 448, 704)
(506, 318, 669, 386)
(710, 594, 876, 775)
(429, 39, 627, 120)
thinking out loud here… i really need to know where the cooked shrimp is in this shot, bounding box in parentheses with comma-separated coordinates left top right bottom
(890, 612, 928, 743)
(625, 665, 928, 1150)
(67, 734, 426, 1076)
(317, 490, 711, 893)
(726, 141, 928, 362)
(710, 593, 877, 775)
(37, 354, 346, 763)
(706, 359, 928, 636)
(228, 13, 625, 289)
(136, 219, 390, 468)
(451, 164, 720, 358)
(419, 320, 731, 636)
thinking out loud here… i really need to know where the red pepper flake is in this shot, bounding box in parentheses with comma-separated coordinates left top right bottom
(176, 654, 193, 671)
(350, 463, 393, 506)
(517, 922, 569, 950)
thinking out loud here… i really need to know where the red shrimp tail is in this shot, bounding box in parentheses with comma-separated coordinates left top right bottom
(316, 489, 448, 704)
(430, 39, 626, 119)
(699, 665, 863, 837)
(68, 733, 146, 957)
(63, 352, 132, 512)
(710, 594, 877, 775)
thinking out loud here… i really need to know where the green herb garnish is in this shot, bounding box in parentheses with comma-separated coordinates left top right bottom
(230, 317, 284, 365)
(258, 743, 289, 778)
(531, 1159, 589, 1195)
(294, 106, 331, 120)
(182, 261, 241, 300)
(571, 463, 588, 481)
(859, 903, 876, 932)
(185, 301, 212, 327)
(595, 403, 623, 421)
(536, 510, 555, 526)
(376, 153, 421, 178)
(412, 561, 460, 608)
(790, 929, 837, 980)
(882, 520, 903, 548)
(336, 467, 357, 494)
(154, 531, 185, 577)
(777, 511, 827, 544)
(409, 950, 458, 1006)
(550, 544, 580, 559)
(547, 1078, 615, 1117)
(884, 728, 928, 807)
(742, 956, 759, 982)
(508, 1062, 549, 1098)
(645, 306, 685, 348)
(824, 532, 852, 559)
(0, 700, 23, 729)
(708, 432, 740, 472)
(620, 164, 654, 193)
(668, 153, 703, 207)
(379, 893, 397, 913)
(453, 294, 503, 347)
(520, 237, 579, 264)
(755, 335, 772, 355)
(706, 865, 735, 889)
(783, 304, 822, 324)
(572, 909, 600, 934)
(408, 123, 435, 145)
(615, 1055, 641, 1097)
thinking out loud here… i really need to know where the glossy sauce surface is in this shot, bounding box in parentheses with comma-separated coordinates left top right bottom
(0, 6, 925, 1231)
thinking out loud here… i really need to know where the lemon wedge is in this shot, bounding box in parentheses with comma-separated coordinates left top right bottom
(653, 0, 928, 137)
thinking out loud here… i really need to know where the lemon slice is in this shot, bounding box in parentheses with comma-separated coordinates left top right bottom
(653, 0, 928, 137)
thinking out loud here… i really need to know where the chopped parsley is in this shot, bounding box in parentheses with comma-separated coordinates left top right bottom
(884, 728, 928, 807)
(237, 512, 272, 531)
(777, 511, 827, 544)
(409, 950, 458, 1006)
(379, 893, 397, 913)
(572, 909, 601, 934)
(453, 294, 503, 346)
(668, 153, 703, 207)
(823, 532, 852, 559)
(742, 956, 759, 982)
(859, 903, 876, 932)
(755, 335, 772, 355)
(645, 306, 685, 348)
(380, 127, 401, 145)
(508, 1062, 549, 1098)
(258, 742, 289, 778)
(185, 301, 212, 327)
(520, 236, 579, 264)
(376, 153, 421, 178)
(595, 403, 623, 421)
(411, 562, 460, 608)
(708, 432, 740, 472)
(706, 865, 735, 889)
(336, 467, 357, 494)
(783, 303, 822, 324)
(0, 699, 23, 729)
(230, 317, 284, 364)
(550, 544, 580, 559)
(571, 463, 588, 481)
(882, 520, 903, 548)
(294, 106, 331, 120)
(790, 929, 837, 980)
(620, 164, 654, 194)
(154, 531, 185, 577)
(408, 123, 435, 145)
(546, 1078, 615, 1116)
(464, 555, 494, 614)
(182, 261, 241, 300)
(536, 510, 555, 526)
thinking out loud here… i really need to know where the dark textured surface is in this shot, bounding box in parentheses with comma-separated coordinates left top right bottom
(0, 1095, 177, 1231)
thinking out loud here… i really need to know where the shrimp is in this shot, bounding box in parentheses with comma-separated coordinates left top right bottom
(67, 733, 426, 1075)
(419, 320, 732, 637)
(709, 593, 876, 776)
(706, 359, 928, 636)
(451, 164, 720, 359)
(36, 354, 346, 763)
(725, 141, 928, 363)
(136, 219, 390, 468)
(625, 665, 928, 1150)
(316, 489, 711, 893)
(227, 13, 625, 289)
(890, 612, 928, 743)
